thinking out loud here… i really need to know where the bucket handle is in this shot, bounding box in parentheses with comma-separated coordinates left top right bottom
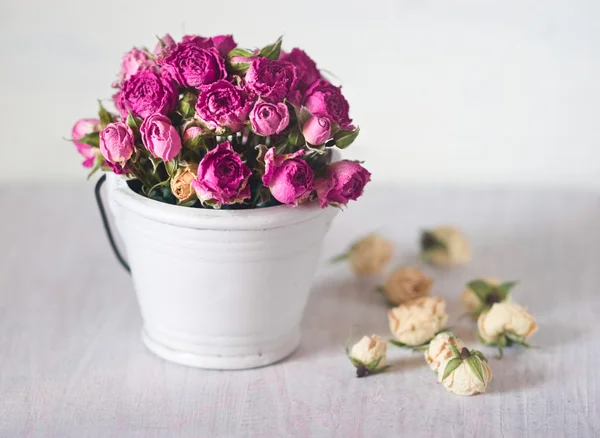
(95, 174, 131, 273)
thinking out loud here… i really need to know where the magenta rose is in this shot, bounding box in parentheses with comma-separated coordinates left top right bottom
(153, 33, 177, 59)
(302, 114, 331, 145)
(315, 160, 371, 208)
(117, 70, 177, 119)
(245, 58, 297, 103)
(280, 48, 321, 93)
(72, 118, 100, 168)
(191, 141, 252, 207)
(262, 148, 314, 206)
(140, 114, 182, 161)
(114, 48, 156, 88)
(160, 43, 226, 89)
(249, 101, 290, 136)
(304, 79, 353, 129)
(211, 35, 237, 57)
(195, 80, 253, 132)
(181, 34, 213, 48)
(99, 122, 135, 171)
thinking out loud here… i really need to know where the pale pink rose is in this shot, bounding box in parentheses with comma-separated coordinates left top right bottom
(302, 114, 331, 145)
(249, 101, 290, 136)
(140, 113, 182, 161)
(72, 118, 100, 168)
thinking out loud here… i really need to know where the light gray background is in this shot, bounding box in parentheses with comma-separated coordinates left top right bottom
(1, 0, 600, 186)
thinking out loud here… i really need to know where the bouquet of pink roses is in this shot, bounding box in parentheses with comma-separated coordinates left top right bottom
(71, 33, 370, 209)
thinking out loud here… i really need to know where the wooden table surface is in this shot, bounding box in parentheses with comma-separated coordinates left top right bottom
(1, 183, 599, 437)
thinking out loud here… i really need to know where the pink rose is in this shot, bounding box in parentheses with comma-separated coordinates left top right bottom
(304, 79, 353, 130)
(72, 118, 100, 168)
(192, 142, 252, 207)
(160, 43, 227, 89)
(183, 126, 204, 143)
(315, 160, 371, 208)
(262, 148, 314, 206)
(99, 122, 135, 171)
(117, 70, 178, 119)
(302, 114, 331, 145)
(181, 34, 213, 48)
(249, 101, 290, 136)
(245, 58, 297, 103)
(140, 114, 182, 161)
(153, 34, 177, 59)
(280, 48, 321, 92)
(114, 48, 156, 88)
(195, 80, 253, 132)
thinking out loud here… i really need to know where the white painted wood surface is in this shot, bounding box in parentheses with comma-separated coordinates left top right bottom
(1, 183, 599, 437)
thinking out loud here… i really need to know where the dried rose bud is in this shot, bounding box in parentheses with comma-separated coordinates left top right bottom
(424, 332, 466, 373)
(170, 163, 199, 203)
(462, 278, 517, 317)
(388, 297, 448, 347)
(438, 346, 492, 396)
(347, 335, 388, 378)
(332, 234, 393, 276)
(381, 266, 432, 305)
(420, 226, 471, 267)
(477, 302, 538, 357)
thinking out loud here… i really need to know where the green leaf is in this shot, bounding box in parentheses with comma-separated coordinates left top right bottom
(229, 62, 251, 74)
(98, 100, 114, 128)
(333, 127, 360, 149)
(388, 339, 409, 348)
(275, 140, 288, 155)
(86, 154, 104, 180)
(126, 111, 140, 130)
(229, 47, 254, 58)
(259, 36, 282, 60)
(467, 279, 494, 303)
(179, 92, 197, 119)
(366, 356, 382, 370)
(295, 106, 312, 128)
(330, 252, 349, 264)
(288, 128, 304, 146)
(76, 132, 100, 147)
(465, 356, 486, 385)
(441, 358, 463, 381)
(348, 356, 363, 368)
(449, 343, 461, 358)
(165, 160, 178, 177)
(472, 350, 488, 362)
(498, 281, 519, 298)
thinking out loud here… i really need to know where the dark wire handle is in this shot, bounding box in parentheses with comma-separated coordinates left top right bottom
(95, 174, 131, 273)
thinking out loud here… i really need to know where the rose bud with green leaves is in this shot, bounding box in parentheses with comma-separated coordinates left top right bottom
(424, 331, 466, 373)
(331, 234, 393, 276)
(477, 302, 538, 358)
(420, 226, 471, 268)
(438, 345, 492, 396)
(462, 278, 518, 317)
(346, 335, 389, 378)
(388, 297, 449, 348)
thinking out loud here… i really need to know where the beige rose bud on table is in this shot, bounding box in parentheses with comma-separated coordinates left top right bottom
(478, 302, 538, 357)
(332, 234, 393, 276)
(438, 345, 492, 396)
(388, 296, 449, 347)
(347, 335, 389, 378)
(170, 163, 199, 203)
(420, 226, 471, 267)
(381, 267, 433, 306)
(424, 332, 466, 372)
(462, 278, 517, 317)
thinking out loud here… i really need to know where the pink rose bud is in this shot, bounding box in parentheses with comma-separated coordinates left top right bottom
(153, 33, 176, 58)
(183, 126, 204, 143)
(315, 160, 371, 208)
(302, 114, 331, 145)
(99, 122, 135, 170)
(72, 118, 100, 168)
(249, 101, 290, 136)
(262, 148, 314, 206)
(191, 142, 252, 207)
(140, 113, 182, 161)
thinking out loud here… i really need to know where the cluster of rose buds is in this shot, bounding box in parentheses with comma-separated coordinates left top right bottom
(342, 228, 538, 396)
(71, 34, 369, 209)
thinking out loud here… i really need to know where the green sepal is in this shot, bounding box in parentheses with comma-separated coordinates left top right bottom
(498, 281, 519, 296)
(156, 35, 167, 48)
(165, 159, 178, 177)
(366, 356, 383, 370)
(505, 332, 533, 348)
(288, 128, 304, 146)
(467, 279, 494, 303)
(449, 343, 461, 358)
(76, 132, 100, 147)
(472, 350, 488, 362)
(86, 154, 104, 180)
(274, 140, 288, 155)
(348, 356, 363, 368)
(465, 356, 486, 385)
(333, 127, 360, 149)
(126, 111, 141, 130)
(420, 230, 448, 254)
(98, 100, 114, 128)
(259, 36, 282, 60)
(179, 91, 198, 119)
(388, 339, 410, 348)
(441, 357, 463, 381)
(330, 252, 349, 264)
(295, 106, 312, 128)
(229, 47, 254, 58)
(370, 365, 390, 375)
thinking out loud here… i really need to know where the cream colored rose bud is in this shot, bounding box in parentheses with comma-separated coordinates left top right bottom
(421, 226, 471, 267)
(347, 335, 388, 377)
(388, 297, 448, 346)
(170, 163, 199, 202)
(438, 347, 492, 396)
(382, 267, 433, 305)
(334, 234, 392, 276)
(478, 302, 538, 356)
(462, 278, 516, 316)
(424, 332, 466, 372)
